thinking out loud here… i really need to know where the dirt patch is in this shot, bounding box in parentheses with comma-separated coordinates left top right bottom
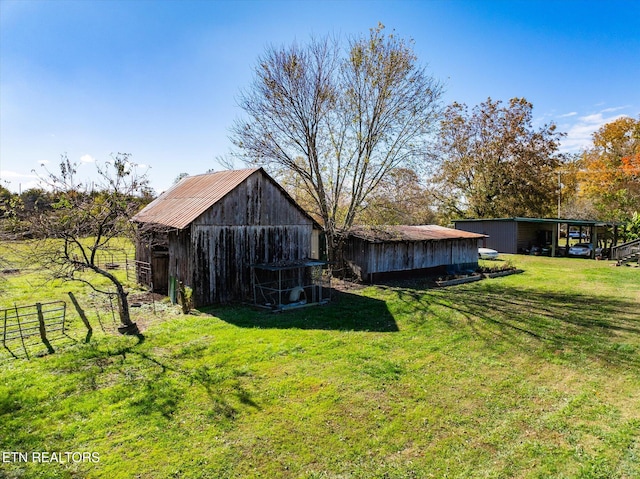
(331, 278, 367, 292)
(129, 292, 167, 304)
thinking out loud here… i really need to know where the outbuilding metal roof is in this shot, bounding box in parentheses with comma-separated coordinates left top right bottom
(132, 168, 260, 229)
(453, 217, 600, 226)
(453, 217, 623, 227)
(346, 225, 486, 243)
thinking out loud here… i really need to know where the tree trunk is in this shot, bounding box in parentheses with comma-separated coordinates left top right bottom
(115, 287, 132, 326)
(325, 230, 348, 278)
(114, 281, 139, 334)
(89, 264, 139, 334)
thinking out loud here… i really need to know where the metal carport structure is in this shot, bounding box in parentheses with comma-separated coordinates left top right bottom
(454, 217, 621, 258)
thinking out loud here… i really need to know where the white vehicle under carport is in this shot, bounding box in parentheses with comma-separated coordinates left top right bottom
(568, 243, 594, 258)
(478, 247, 499, 260)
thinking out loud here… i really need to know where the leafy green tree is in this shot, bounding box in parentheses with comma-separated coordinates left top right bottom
(433, 97, 565, 220)
(0, 186, 29, 234)
(0, 186, 15, 234)
(231, 24, 443, 264)
(19, 188, 53, 215)
(0, 185, 12, 217)
(623, 211, 640, 241)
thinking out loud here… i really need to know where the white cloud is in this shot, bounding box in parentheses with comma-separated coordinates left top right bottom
(600, 106, 629, 114)
(558, 107, 633, 153)
(0, 171, 45, 192)
(558, 112, 578, 118)
(80, 154, 95, 163)
(0, 170, 37, 179)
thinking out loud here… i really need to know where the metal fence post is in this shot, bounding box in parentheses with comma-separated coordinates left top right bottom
(14, 304, 28, 359)
(2, 309, 7, 348)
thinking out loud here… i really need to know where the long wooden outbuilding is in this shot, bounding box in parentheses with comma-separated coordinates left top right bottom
(342, 225, 486, 283)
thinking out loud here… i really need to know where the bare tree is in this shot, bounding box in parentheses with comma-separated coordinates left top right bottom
(32, 154, 150, 334)
(231, 24, 443, 266)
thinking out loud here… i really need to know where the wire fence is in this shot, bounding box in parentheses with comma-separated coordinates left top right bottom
(1, 301, 67, 359)
(95, 251, 153, 292)
(0, 292, 125, 361)
(94, 252, 129, 270)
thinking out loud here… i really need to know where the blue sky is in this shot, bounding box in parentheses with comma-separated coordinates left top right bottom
(1, 0, 639, 194)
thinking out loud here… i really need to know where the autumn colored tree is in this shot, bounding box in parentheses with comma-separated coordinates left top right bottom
(433, 98, 566, 220)
(621, 152, 640, 177)
(579, 116, 640, 221)
(547, 155, 599, 219)
(282, 166, 437, 227)
(358, 168, 437, 225)
(231, 24, 443, 264)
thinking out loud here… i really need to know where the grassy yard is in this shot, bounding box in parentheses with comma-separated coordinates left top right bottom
(1, 248, 639, 478)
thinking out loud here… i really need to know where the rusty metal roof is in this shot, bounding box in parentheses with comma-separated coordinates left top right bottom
(347, 225, 486, 242)
(132, 168, 260, 229)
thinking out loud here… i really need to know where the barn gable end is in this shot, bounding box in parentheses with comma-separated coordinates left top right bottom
(133, 168, 319, 306)
(192, 169, 314, 227)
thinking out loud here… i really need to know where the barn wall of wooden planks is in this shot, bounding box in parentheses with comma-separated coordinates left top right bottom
(344, 237, 480, 282)
(341, 226, 483, 283)
(134, 169, 316, 306)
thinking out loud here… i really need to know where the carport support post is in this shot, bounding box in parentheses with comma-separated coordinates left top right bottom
(592, 226, 598, 259)
(551, 224, 557, 257)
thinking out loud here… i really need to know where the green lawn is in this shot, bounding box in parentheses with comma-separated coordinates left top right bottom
(1, 250, 639, 478)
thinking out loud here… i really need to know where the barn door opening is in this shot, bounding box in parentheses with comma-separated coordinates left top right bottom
(151, 248, 169, 295)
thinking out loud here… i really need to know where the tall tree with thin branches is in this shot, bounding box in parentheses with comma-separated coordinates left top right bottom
(232, 24, 443, 265)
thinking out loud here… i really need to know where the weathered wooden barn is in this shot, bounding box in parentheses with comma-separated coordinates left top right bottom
(342, 225, 486, 282)
(132, 168, 323, 306)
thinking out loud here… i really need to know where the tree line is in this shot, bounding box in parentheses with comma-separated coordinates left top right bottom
(0, 161, 154, 239)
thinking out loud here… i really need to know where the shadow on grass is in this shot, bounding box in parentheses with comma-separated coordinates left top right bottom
(393, 281, 640, 368)
(70, 333, 260, 422)
(209, 289, 399, 332)
(1, 332, 78, 362)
